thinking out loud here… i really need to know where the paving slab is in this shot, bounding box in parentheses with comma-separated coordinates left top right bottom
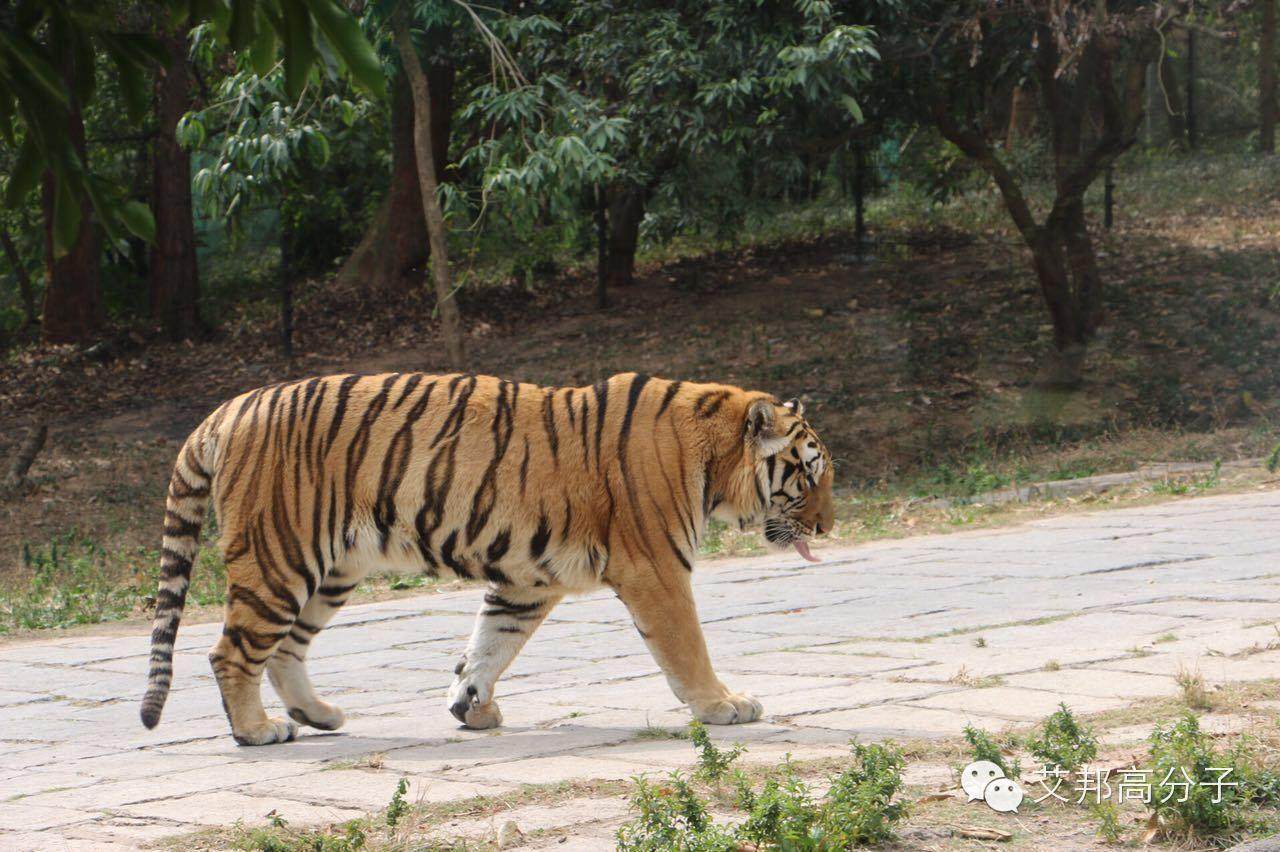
(1, 488, 1279, 848)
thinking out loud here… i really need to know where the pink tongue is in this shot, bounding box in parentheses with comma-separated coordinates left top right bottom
(794, 540, 821, 563)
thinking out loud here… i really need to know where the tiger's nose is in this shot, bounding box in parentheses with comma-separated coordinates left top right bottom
(815, 522, 828, 535)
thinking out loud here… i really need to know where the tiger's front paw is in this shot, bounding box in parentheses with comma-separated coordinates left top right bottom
(691, 692, 763, 725)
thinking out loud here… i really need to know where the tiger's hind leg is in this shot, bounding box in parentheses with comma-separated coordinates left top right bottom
(266, 575, 357, 732)
(209, 556, 308, 746)
(447, 584, 563, 729)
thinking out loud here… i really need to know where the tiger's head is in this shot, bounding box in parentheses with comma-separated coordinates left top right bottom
(741, 397, 834, 563)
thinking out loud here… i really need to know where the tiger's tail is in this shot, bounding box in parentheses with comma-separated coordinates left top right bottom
(140, 433, 212, 729)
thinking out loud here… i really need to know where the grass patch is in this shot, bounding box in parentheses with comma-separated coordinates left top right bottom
(616, 737, 908, 850)
(1176, 665, 1214, 711)
(0, 532, 226, 634)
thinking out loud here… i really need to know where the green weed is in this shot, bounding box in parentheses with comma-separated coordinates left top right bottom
(1147, 715, 1251, 842)
(1090, 800, 1124, 844)
(617, 741, 907, 850)
(689, 719, 743, 782)
(963, 724, 1020, 780)
(1027, 703, 1098, 772)
(385, 778, 409, 828)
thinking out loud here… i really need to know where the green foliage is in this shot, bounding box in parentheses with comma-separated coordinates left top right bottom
(0, 534, 226, 634)
(1089, 800, 1124, 844)
(1147, 715, 1251, 841)
(963, 724, 1020, 780)
(616, 775, 737, 852)
(1027, 703, 1098, 772)
(1266, 444, 1280, 474)
(1, 535, 144, 632)
(0, 0, 382, 259)
(688, 719, 744, 782)
(619, 741, 907, 851)
(385, 778, 409, 828)
(234, 819, 368, 852)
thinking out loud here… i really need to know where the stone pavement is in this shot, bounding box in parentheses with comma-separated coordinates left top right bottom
(2, 488, 1279, 850)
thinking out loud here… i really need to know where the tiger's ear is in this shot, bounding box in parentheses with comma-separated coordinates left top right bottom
(782, 398, 805, 418)
(744, 399, 789, 457)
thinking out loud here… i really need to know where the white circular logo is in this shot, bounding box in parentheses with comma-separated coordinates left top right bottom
(961, 760, 1005, 801)
(983, 777, 1025, 813)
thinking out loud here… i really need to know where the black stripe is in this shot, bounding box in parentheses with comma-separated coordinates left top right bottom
(693, 390, 730, 418)
(529, 514, 551, 560)
(665, 531, 693, 571)
(593, 378, 609, 468)
(618, 373, 650, 443)
(656, 381, 682, 419)
(487, 528, 511, 563)
(541, 391, 560, 463)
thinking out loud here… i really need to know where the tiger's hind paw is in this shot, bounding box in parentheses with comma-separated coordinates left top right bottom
(233, 716, 299, 746)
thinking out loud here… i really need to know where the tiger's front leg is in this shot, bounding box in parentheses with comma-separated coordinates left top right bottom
(613, 562, 762, 725)
(447, 585, 563, 729)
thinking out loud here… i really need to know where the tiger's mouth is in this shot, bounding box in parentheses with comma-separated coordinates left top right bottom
(763, 518, 821, 564)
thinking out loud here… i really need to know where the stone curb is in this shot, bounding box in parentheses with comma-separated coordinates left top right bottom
(919, 456, 1267, 511)
(1229, 837, 1280, 851)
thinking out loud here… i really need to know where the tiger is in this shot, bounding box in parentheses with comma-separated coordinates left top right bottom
(140, 372, 834, 746)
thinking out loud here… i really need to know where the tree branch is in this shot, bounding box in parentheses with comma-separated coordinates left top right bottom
(930, 100, 1039, 243)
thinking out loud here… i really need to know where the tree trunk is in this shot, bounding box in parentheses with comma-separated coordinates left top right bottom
(1005, 85, 1033, 148)
(0, 229, 36, 329)
(150, 24, 202, 340)
(1262, 0, 1277, 155)
(280, 203, 294, 362)
(1159, 55, 1188, 146)
(605, 185, 645, 289)
(595, 185, 608, 309)
(1028, 223, 1089, 388)
(394, 5, 464, 370)
(1185, 29, 1197, 150)
(41, 49, 101, 345)
(338, 50, 453, 296)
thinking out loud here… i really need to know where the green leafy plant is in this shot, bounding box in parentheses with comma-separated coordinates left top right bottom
(619, 741, 907, 850)
(963, 724, 1020, 780)
(616, 774, 736, 851)
(1147, 715, 1249, 841)
(689, 719, 744, 782)
(1090, 800, 1123, 844)
(1027, 703, 1098, 772)
(385, 778, 409, 828)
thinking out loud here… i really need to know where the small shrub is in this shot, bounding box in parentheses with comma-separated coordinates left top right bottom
(617, 741, 908, 850)
(737, 742, 907, 848)
(1027, 703, 1098, 772)
(385, 778, 409, 828)
(615, 775, 735, 852)
(689, 719, 743, 782)
(1090, 800, 1123, 844)
(1147, 715, 1250, 841)
(963, 724, 1020, 780)
(822, 742, 909, 846)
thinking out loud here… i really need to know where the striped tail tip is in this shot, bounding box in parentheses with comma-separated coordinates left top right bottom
(141, 693, 165, 729)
